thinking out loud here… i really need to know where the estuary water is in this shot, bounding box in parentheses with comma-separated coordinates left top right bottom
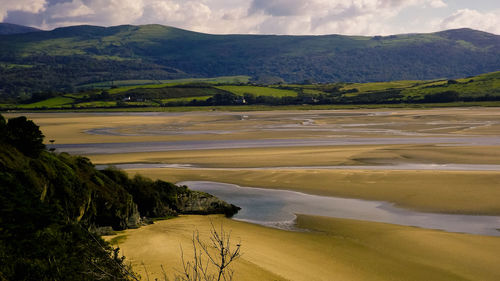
(179, 181, 500, 236)
(96, 163, 500, 171)
(55, 136, 500, 155)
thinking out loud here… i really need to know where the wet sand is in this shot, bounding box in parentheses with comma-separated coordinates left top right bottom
(8, 108, 500, 280)
(106, 215, 500, 281)
(6, 108, 500, 144)
(7, 109, 499, 215)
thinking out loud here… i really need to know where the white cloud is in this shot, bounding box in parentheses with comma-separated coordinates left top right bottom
(246, 0, 448, 35)
(440, 9, 500, 34)
(49, 1, 93, 19)
(428, 0, 447, 8)
(0, 0, 47, 21)
(4, 0, 498, 36)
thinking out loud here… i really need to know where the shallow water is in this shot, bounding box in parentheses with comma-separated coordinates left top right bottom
(96, 163, 500, 171)
(179, 181, 500, 236)
(54, 136, 500, 154)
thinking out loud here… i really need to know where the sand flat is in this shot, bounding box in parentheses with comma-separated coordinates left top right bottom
(6, 107, 500, 144)
(106, 215, 500, 281)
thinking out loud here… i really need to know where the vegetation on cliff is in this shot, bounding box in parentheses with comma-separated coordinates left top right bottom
(0, 114, 239, 280)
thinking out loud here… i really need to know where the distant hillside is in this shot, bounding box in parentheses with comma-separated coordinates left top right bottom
(0, 22, 40, 35)
(0, 24, 499, 96)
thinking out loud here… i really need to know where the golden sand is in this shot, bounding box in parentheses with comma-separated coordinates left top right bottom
(106, 215, 500, 281)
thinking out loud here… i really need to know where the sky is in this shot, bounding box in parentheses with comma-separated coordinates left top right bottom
(1, 0, 499, 35)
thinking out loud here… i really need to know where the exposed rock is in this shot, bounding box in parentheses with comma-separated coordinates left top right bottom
(176, 191, 241, 217)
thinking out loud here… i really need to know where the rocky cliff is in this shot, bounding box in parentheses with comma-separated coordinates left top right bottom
(0, 114, 240, 233)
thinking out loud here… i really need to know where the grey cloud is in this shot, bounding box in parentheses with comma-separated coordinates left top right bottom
(47, 0, 73, 5)
(249, 0, 309, 16)
(1, 0, 494, 36)
(4, 11, 46, 27)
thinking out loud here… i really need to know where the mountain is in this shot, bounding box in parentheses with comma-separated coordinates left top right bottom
(0, 22, 40, 35)
(0, 24, 499, 95)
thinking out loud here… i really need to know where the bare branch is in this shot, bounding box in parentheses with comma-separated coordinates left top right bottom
(176, 222, 241, 281)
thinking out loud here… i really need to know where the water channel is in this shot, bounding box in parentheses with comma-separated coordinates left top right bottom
(180, 181, 500, 236)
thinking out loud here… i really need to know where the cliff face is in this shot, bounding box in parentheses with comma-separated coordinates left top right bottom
(6, 150, 240, 231)
(0, 116, 239, 232)
(101, 171, 241, 223)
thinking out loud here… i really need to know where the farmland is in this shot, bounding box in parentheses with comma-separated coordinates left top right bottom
(2, 71, 499, 110)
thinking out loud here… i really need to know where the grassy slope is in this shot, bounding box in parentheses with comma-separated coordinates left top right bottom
(341, 71, 500, 98)
(83, 76, 251, 89)
(19, 96, 75, 108)
(215, 85, 298, 97)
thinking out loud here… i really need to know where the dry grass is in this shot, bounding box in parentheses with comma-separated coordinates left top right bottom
(106, 215, 500, 281)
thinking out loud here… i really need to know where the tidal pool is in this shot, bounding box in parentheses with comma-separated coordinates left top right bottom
(179, 181, 500, 236)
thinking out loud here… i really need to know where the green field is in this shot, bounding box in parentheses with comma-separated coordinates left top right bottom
(215, 85, 298, 97)
(3, 71, 499, 110)
(83, 76, 251, 90)
(74, 101, 117, 107)
(19, 96, 75, 109)
(161, 96, 211, 103)
(342, 80, 425, 92)
(340, 71, 500, 99)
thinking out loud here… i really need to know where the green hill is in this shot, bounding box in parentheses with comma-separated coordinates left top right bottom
(0, 24, 498, 98)
(0, 23, 40, 35)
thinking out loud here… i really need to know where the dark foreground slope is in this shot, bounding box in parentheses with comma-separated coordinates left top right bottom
(0, 114, 238, 280)
(0, 24, 498, 95)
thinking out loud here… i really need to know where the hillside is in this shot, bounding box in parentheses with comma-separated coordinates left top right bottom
(0, 23, 40, 35)
(0, 114, 238, 280)
(0, 24, 498, 97)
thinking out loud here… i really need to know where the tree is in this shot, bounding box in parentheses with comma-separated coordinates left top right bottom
(6, 116, 45, 157)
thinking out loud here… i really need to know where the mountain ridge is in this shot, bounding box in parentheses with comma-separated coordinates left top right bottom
(0, 22, 41, 35)
(0, 24, 498, 96)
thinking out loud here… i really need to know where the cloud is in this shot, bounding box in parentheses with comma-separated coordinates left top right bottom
(247, 0, 448, 35)
(428, 0, 447, 8)
(2, 0, 497, 36)
(0, 0, 47, 21)
(440, 9, 500, 34)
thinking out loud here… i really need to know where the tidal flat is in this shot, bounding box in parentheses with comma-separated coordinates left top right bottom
(8, 107, 500, 280)
(106, 215, 500, 281)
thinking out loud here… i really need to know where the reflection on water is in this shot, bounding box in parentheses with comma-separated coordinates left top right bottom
(97, 163, 500, 171)
(55, 136, 500, 155)
(180, 181, 500, 236)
